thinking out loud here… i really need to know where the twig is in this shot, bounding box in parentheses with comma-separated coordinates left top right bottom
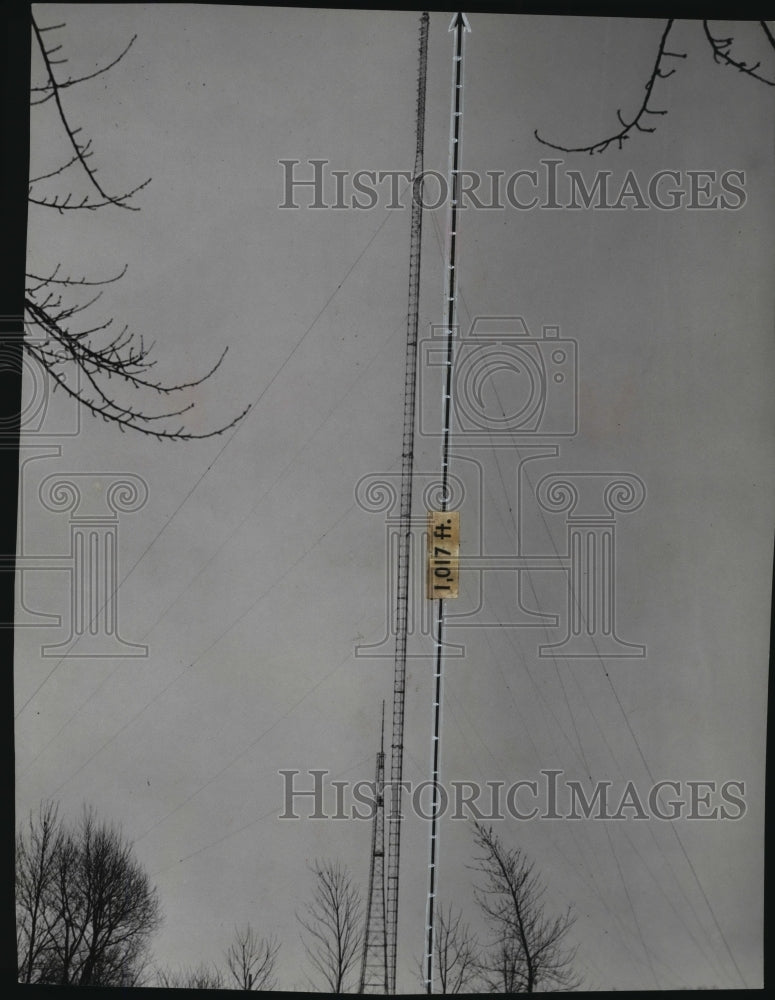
(703, 20, 775, 86)
(535, 20, 686, 154)
(30, 13, 151, 209)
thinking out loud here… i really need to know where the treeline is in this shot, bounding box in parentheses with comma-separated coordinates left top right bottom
(15, 802, 278, 989)
(16, 801, 579, 991)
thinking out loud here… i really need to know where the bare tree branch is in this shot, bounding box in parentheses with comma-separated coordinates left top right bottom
(30, 13, 148, 209)
(703, 20, 775, 86)
(31, 29, 138, 96)
(536, 19, 775, 156)
(24, 294, 251, 441)
(535, 20, 685, 154)
(27, 15, 250, 440)
(29, 180, 153, 213)
(26, 264, 128, 288)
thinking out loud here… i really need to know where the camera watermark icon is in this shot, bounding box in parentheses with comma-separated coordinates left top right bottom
(418, 317, 577, 440)
(355, 315, 646, 660)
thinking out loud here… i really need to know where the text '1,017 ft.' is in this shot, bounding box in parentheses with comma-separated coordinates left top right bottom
(426, 510, 460, 600)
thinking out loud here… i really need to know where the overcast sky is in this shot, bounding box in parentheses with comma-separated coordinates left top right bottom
(18, 6, 774, 990)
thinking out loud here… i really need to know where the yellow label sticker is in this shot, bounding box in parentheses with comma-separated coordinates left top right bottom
(427, 510, 460, 599)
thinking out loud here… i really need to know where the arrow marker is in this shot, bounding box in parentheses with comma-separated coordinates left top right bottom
(425, 11, 470, 997)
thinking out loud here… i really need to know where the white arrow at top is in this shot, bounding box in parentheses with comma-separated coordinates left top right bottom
(448, 11, 471, 32)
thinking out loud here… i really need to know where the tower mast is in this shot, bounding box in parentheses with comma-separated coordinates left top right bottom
(385, 11, 429, 994)
(359, 702, 388, 993)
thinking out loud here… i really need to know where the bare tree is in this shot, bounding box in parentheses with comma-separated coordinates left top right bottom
(479, 939, 525, 995)
(470, 822, 580, 993)
(296, 859, 363, 993)
(156, 962, 225, 989)
(27, 11, 249, 440)
(416, 902, 481, 994)
(224, 923, 280, 990)
(16, 801, 65, 984)
(535, 19, 774, 155)
(15, 801, 162, 986)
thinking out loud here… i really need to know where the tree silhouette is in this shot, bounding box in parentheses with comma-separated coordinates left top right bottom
(297, 859, 363, 993)
(27, 11, 249, 440)
(415, 902, 481, 994)
(536, 19, 774, 154)
(155, 962, 225, 989)
(470, 822, 580, 993)
(223, 923, 280, 990)
(15, 801, 64, 985)
(16, 801, 161, 986)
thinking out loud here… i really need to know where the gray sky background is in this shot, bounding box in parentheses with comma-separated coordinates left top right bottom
(18, 6, 774, 990)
